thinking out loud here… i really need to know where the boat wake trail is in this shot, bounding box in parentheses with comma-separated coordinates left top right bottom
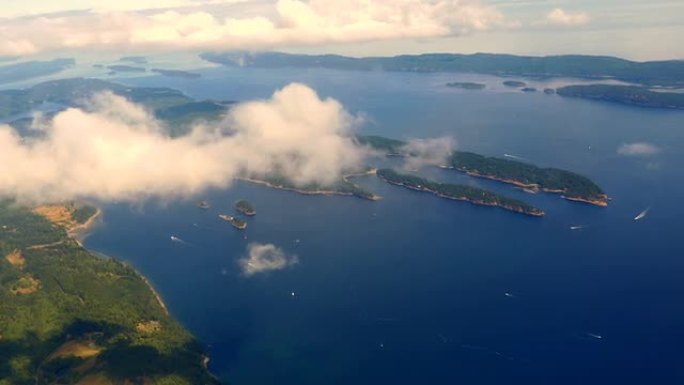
(170, 235, 195, 247)
(503, 153, 528, 162)
(634, 207, 650, 221)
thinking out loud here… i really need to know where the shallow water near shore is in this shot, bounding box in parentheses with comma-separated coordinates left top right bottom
(84, 66, 684, 384)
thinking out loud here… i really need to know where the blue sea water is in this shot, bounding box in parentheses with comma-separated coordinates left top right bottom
(83, 66, 684, 384)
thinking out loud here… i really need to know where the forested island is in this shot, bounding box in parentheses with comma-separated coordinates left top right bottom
(107, 65, 147, 73)
(243, 173, 380, 201)
(446, 82, 485, 90)
(377, 169, 544, 217)
(200, 51, 684, 87)
(448, 152, 609, 206)
(356, 135, 608, 206)
(0, 202, 219, 384)
(234, 200, 256, 216)
(151, 68, 202, 79)
(503, 80, 526, 88)
(557, 84, 684, 110)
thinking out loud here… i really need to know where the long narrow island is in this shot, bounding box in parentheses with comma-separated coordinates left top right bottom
(447, 152, 609, 206)
(377, 169, 544, 217)
(357, 135, 608, 207)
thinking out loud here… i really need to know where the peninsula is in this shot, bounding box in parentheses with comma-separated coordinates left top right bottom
(0, 202, 219, 384)
(377, 169, 544, 217)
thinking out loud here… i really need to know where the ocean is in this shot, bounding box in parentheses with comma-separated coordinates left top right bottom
(83, 65, 684, 384)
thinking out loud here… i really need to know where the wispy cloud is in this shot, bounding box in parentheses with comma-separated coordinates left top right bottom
(545, 8, 591, 27)
(400, 137, 456, 170)
(239, 243, 298, 276)
(0, 83, 365, 203)
(0, 0, 507, 56)
(618, 142, 661, 157)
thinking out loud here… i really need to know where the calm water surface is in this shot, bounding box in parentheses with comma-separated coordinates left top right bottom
(83, 66, 684, 384)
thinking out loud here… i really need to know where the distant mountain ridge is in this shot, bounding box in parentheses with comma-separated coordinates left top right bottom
(201, 51, 684, 87)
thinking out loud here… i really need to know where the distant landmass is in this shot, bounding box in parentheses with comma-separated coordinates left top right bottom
(557, 84, 684, 110)
(0, 202, 218, 383)
(503, 80, 526, 88)
(0, 78, 231, 137)
(446, 82, 485, 90)
(0, 58, 75, 85)
(201, 51, 684, 87)
(107, 65, 147, 73)
(119, 56, 148, 65)
(151, 68, 202, 79)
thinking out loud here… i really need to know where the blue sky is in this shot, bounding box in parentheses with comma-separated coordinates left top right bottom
(0, 0, 681, 60)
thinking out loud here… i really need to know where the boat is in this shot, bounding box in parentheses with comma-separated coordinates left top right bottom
(197, 200, 210, 209)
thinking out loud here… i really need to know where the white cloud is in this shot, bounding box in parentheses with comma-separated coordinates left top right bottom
(617, 142, 661, 157)
(239, 243, 298, 276)
(0, 83, 365, 203)
(0, 0, 239, 17)
(0, 0, 507, 56)
(545, 8, 590, 27)
(400, 137, 456, 170)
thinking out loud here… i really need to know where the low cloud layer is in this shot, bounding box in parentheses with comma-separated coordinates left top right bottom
(0, 83, 364, 203)
(401, 137, 456, 170)
(239, 243, 298, 276)
(618, 142, 661, 157)
(0, 0, 506, 56)
(545, 8, 590, 27)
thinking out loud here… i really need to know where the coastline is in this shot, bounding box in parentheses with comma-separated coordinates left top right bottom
(86, 248, 171, 317)
(138, 272, 170, 316)
(68, 207, 103, 245)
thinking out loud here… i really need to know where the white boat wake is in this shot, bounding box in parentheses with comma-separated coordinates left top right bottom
(503, 153, 527, 162)
(634, 208, 649, 221)
(170, 235, 194, 246)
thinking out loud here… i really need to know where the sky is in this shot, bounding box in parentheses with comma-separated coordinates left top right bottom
(0, 0, 682, 60)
